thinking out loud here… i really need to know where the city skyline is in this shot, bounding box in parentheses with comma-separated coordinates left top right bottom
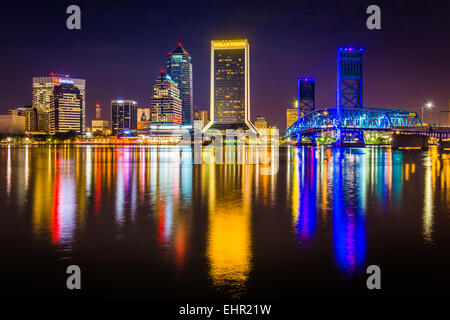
(1, 0, 450, 132)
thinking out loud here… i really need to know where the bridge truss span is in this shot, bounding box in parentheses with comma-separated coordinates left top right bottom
(286, 107, 423, 143)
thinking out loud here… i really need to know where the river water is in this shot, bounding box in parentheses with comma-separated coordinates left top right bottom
(0, 145, 449, 300)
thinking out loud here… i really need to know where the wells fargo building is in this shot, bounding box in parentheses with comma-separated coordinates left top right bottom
(203, 39, 257, 133)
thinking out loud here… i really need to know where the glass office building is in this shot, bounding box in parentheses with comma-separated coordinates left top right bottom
(150, 70, 182, 126)
(49, 84, 83, 135)
(167, 43, 193, 126)
(32, 73, 86, 133)
(111, 100, 138, 135)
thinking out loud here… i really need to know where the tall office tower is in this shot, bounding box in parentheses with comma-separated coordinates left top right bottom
(167, 43, 193, 126)
(298, 78, 315, 117)
(337, 48, 363, 111)
(9, 106, 38, 132)
(150, 70, 182, 125)
(254, 116, 268, 129)
(49, 83, 83, 135)
(111, 100, 138, 135)
(286, 100, 298, 131)
(96, 103, 101, 120)
(32, 73, 86, 132)
(203, 39, 257, 133)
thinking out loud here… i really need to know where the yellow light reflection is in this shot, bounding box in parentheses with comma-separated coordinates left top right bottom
(205, 156, 252, 297)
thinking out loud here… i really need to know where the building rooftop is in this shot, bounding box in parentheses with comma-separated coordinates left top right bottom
(169, 43, 189, 55)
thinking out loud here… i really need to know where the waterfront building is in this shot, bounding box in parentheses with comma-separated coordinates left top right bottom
(32, 73, 86, 132)
(0, 114, 26, 135)
(337, 48, 363, 110)
(111, 100, 138, 135)
(167, 43, 193, 126)
(254, 116, 268, 130)
(203, 39, 257, 134)
(150, 70, 182, 126)
(49, 83, 84, 135)
(286, 101, 298, 130)
(91, 120, 110, 135)
(298, 78, 315, 117)
(9, 106, 38, 132)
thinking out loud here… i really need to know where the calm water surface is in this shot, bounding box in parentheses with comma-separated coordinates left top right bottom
(1, 145, 449, 299)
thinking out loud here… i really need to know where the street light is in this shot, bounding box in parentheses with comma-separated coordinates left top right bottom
(422, 102, 433, 125)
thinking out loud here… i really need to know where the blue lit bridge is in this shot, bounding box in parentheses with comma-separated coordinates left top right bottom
(285, 107, 450, 145)
(286, 46, 450, 146)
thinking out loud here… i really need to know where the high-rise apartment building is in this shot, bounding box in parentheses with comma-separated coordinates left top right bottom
(203, 39, 257, 133)
(49, 83, 84, 135)
(111, 100, 138, 135)
(150, 70, 182, 125)
(32, 73, 86, 132)
(167, 43, 193, 126)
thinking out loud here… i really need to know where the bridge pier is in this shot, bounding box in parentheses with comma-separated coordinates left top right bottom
(333, 129, 365, 147)
(391, 133, 429, 149)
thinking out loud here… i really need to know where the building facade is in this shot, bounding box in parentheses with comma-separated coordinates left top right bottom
(150, 70, 182, 126)
(0, 114, 26, 135)
(111, 100, 138, 135)
(203, 39, 257, 133)
(286, 101, 298, 131)
(49, 84, 84, 135)
(254, 116, 268, 129)
(137, 107, 151, 131)
(91, 120, 109, 134)
(167, 43, 193, 126)
(32, 73, 86, 132)
(9, 106, 38, 132)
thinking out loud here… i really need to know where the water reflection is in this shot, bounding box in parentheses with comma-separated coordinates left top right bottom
(204, 162, 253, 298)
(0, 145, 449, 297)
(331, 149, 366, 276)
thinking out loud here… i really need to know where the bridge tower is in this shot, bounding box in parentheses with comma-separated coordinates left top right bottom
(336, 47, 364, 146)
(298, 78, 315, 117)
(337, 47, 363, 110)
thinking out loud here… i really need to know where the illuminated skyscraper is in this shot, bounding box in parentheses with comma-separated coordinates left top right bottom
(167, 43, 193, 126)
(150, 70, 182, 125)
(286, 101, 298, 131)
(111, 100, 138, 135)
(32, 73, 86, 132)
(203, 39, 257, 133)
(49, 83, 83, 134)
(337, 48, 363, 110)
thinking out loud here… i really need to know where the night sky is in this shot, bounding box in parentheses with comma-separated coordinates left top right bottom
(1, 0, 450, 131)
